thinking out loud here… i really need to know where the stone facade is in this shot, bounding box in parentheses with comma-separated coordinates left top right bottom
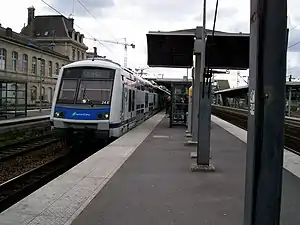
(0, 34, 68, 105)
(0, 6, 88, 108)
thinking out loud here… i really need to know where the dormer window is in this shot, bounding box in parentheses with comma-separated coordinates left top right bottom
(79, 35, 84, 43)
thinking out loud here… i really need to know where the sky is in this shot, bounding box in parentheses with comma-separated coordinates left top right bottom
(0, 0, 300, 87)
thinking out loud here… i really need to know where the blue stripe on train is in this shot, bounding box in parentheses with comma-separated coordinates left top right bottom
(54, 106, 110, 120)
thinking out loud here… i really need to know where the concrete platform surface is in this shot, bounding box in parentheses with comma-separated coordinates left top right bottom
(70, 116, 300, 225)
(211, 115, 300, 224)
(70, 118, 247, 225)
(0, 113, 165, 225)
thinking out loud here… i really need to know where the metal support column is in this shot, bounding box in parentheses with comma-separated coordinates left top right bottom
(243, 0, 287, 224)
(187, 67, 195, 135)
(190, 29, 202, 143)
(288, 87, 292, 116)
(187, 85, 193, 134)
(191, 0, 214, 171)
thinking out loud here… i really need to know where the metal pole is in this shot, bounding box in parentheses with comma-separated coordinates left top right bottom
(191, 35, 201, 143)
(288, 87, 292, 116)
(124, 38, 127, 67)
(187, 68, 194, 134)
(196, 0, 211, 166)
(288, 75, 292, 116)
(39, 55, 42, 113)
(243, 0, 287, 224)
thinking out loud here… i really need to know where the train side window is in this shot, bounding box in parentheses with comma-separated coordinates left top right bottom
(132, 90, 135, 111)
(128, 89, 132, 112)
(145, 93, 149, 108)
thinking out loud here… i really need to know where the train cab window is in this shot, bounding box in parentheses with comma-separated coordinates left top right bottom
(77, 80, 113, 104)
(57, 80, 78, 103)
(57, 67, 115, 104)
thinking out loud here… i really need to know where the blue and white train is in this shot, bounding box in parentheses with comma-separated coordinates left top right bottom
(50, 58, 170, 143)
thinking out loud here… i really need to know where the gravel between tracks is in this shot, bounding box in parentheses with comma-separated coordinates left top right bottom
(0, 141, 69, 184)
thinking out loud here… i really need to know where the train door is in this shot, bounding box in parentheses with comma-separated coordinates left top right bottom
(124, 87, 129, 123)
(121, 75, 125, 122)
(128, 88, 132, 122)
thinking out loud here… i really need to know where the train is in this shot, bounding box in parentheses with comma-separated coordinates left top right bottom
(50, 58, 170, 143)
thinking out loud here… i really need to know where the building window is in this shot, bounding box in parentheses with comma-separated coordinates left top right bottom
(12, 51, 18, 71)
(72, 48, 75, 60)
(22, 54, 28, 73)
(48, 61, 52, 77)
(0, 48, 7, 70)
(41, 86, 45, 101)
(77, 50, 80, 60)
(40, 59, 45, 76)
(48, 87, 53, 102)
(81, 52, 84, 60)
(32, 57, 37, 74)
(31, 86, 37, 101)
(55, 62, 59, 75)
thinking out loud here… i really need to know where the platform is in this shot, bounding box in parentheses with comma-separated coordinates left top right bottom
(0, 109, 50, 124)
(1, 113, 300, 224)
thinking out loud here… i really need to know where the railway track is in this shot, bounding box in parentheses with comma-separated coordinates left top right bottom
(0, 153, 70, 213)
(0, 140, 107, 213)
(212, 105, 300, 155)
(0, 135, 60, 161)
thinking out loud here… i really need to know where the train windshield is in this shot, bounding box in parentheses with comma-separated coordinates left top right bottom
(56, 67, 115, 104)
(77, 80, 113, 104)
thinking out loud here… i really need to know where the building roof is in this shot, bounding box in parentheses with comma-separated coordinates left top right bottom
(214, 82, 300, 97)
(21, 15, 74, 38)
(0, 26, 69, 60)
(149, 27, 248, 38)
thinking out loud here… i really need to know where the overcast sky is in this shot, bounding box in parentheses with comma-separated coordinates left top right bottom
(0, 0, 300, 87)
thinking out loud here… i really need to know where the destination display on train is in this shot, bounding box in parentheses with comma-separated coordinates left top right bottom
(62, 67, 115, 79)
(82, 69, 114, 79)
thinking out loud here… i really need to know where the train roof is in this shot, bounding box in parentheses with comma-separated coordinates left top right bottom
(62, 58, 170, 95)
(63, 58, 121, 70)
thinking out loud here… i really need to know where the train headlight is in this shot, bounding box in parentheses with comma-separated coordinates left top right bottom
(54, 111, 65, 118)
(97, 113, 109, 120)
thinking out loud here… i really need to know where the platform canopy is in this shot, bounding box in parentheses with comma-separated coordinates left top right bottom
(146, 27, 250, 70)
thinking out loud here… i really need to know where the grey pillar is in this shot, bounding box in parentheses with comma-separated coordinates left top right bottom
(191, 0, 214, 172)
(197, 0, 210, 166)
(191, 28, 202, 142)
(288, 87, 292, 116)
(243, 0, 287, 224)
(187, 85, 193, 134)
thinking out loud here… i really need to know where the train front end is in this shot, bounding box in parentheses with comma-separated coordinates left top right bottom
(50, 64, 115, 143)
